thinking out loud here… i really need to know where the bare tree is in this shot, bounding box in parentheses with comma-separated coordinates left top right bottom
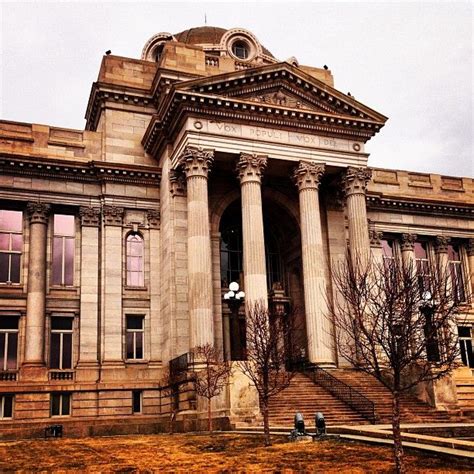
(238, 300, 304, 446)
(329, 252, 463, 473)
(193, 343, 232, 432)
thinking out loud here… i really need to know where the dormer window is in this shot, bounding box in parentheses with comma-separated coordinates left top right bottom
(232, 40, 249, 60)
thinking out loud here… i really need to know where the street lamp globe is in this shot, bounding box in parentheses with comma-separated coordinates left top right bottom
(229, 281, 239, 292)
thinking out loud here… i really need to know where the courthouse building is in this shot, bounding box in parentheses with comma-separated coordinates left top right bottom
(0, 26, 473, 434)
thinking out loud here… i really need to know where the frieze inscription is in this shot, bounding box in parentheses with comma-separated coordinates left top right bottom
(202, 120, 360, 153)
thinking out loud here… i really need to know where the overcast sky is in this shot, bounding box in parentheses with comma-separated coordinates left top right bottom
(1, 1, 472, 177)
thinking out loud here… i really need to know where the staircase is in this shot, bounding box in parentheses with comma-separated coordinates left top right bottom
(267, 369, 459, 427)
(455, 375, 474, 416)
(327, 369, 454, 424)
(267, 373, 367, 427)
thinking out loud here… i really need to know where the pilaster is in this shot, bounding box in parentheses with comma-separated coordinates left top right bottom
(401, 233, 417, 267)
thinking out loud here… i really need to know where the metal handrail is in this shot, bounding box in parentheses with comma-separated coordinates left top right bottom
(302, 364, 376, 424)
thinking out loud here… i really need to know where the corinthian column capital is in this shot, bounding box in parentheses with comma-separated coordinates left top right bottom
(178, 146, 214, 179)
(293, 161, 325, 191)
(102, 205, 124, 226)
(342, 166, 372, 197)
(434, 235, 450, 254)
(401, 233, 417, 252)
(26, 202, 51, 225)
(236, 153, 267, 184)
(79, 207, 101, 227)
(468, 239, 474, 257)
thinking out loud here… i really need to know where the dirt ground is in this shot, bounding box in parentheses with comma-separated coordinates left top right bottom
(0, 433, 472, 473)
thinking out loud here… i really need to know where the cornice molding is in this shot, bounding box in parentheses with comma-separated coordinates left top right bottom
(0, 156, 161, 186)
(366, 194, 474, 218)
(143, 91, 384, 156)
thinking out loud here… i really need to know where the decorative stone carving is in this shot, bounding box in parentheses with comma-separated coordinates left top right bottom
(401, 233, 417, 252)
(147, 209, 160, 229)
(434, 235, 450, 254)
(102, 205, 124, 226)
(369, 228, 383, 248)
(236, 153, 267, 183)
(468, 239, 474, 257)
(26, 202, 51, 225)
(178, 146, 214, 179)
(342, 166, 372, 197)
(293, 161, 325, 191)
(79, 207, 100, 227)
(169, 169, 186, 196)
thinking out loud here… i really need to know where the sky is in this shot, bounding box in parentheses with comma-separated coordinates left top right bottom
(0, 1, 472, 177)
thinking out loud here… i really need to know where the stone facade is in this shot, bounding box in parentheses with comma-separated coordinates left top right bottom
(0, 26, 472, 434)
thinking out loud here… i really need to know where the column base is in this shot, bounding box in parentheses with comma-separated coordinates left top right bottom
(20, 364, 48, 382)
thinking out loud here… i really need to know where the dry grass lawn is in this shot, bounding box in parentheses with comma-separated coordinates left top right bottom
(0, 433, 472, 472)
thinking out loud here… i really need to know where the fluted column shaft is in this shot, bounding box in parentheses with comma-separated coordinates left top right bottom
(342, 167, 372, 266)
(236, 154, 268, 307)
(468, 240, 474, 295)
(401, 233, 417, 268)
(24, 202, 50, 365)
(294, 161, 334, 365)
(179, 147, 215, 348)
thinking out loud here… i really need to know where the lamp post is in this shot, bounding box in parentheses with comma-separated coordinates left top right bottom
(223, 282, 245, 360)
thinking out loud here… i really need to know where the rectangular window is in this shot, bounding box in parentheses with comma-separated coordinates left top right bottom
(51, 392, 71, 417)
(0, 395, 13, 419)
(448, 244, 466, 303)
(381, 239, 395, 269)
(52, 214, 75, 286)
(126, 316, 144, 360)
(458, 326, 474, 368)
(132, 390, 142, 414)
(0, 210, 23, 284)
(0, 316, 19, 371)
(414, 242, 430, 293)
(50, 317, 73, 370)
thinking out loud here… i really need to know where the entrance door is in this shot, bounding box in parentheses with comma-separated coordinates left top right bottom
(458, 326, 474, 368)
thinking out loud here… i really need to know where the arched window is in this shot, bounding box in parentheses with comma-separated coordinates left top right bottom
(126, 233, 144, 287)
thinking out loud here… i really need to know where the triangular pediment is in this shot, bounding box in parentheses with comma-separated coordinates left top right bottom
(175, 62, 388, 123)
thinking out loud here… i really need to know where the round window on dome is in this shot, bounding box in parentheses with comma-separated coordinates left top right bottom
(231, 40, 250, 60)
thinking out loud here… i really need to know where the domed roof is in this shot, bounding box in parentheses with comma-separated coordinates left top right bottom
(174, 26, 228, 46)
(174, 26, 274, 58)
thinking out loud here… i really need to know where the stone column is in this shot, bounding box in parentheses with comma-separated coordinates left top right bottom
(77, 207, 100, 380)
(24, 202, 51, 371)
(236, 153, 268, 307)
(293, 161, 334, 365)
(178, 146, 215, 348)
(101, 205, 124, 367)
(342, 167, 372, 267)
(434, 236, 450, 268)
(401, 233, 417, 268)
(468, 239, 474, 296)
(369, 226, 384, 266)
(148, 209, 162, 365)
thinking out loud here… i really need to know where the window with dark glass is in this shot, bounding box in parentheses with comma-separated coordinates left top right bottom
(52, 214, 75, 286)
(0, 317, 19, 372)
(220, 226, 243, 288)
(126, 234, 144, 287)
(414, 242, 430, 293)
(50, 317, 73, 370)
(448, 244, 466, 303)
(232, 40, 249, 59)
(126, 316, 144, 360)
(51, 392, 70, 416)
(458, 326, 474, 368)
(0, 395, 13, 419)
(132, 390, 142, 414)
(0, 210, 23, 284)
(381, 239, 395, 268)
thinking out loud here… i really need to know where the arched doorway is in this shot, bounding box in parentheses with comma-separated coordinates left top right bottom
(219, 198, 305, 360)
